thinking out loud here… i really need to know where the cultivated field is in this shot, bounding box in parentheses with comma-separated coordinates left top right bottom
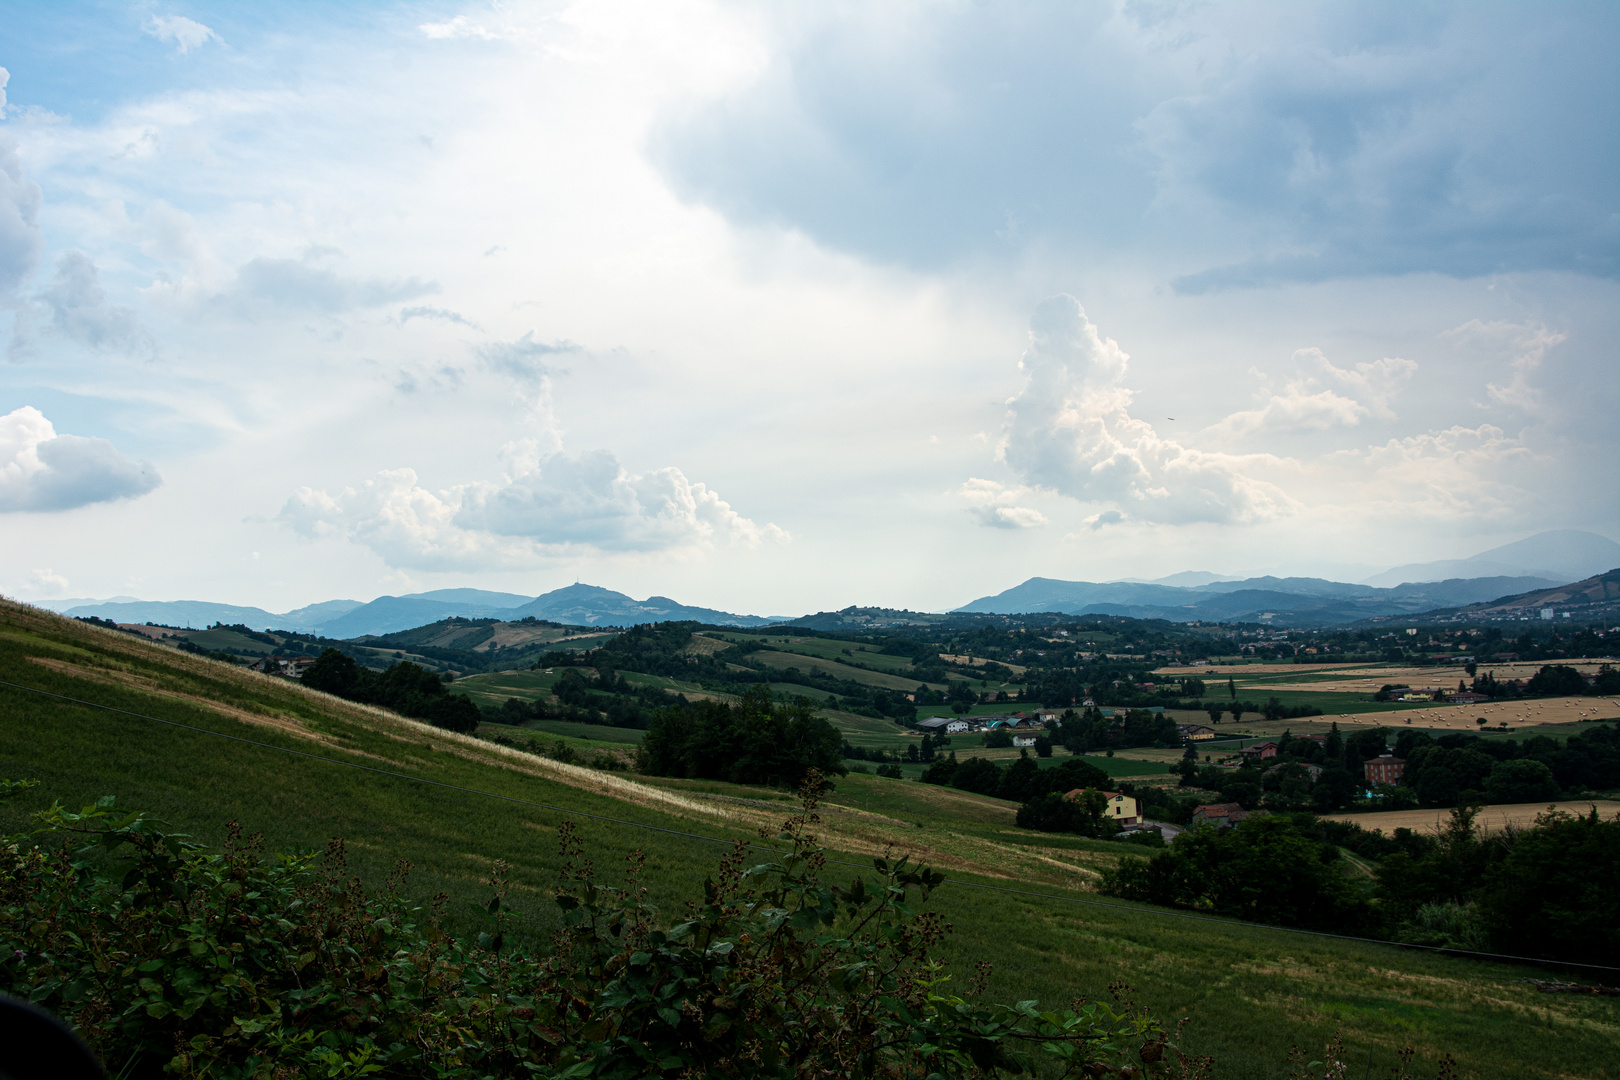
(1325, 696, 1620, 730)
(1325, 800, 1620, 836)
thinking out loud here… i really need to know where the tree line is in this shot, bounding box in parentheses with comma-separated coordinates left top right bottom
(1100, 804, 1620, 966)
(635, 687, 846, 787)
(300, 648, 481, 733)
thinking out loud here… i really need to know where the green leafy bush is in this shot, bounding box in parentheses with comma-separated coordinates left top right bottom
(0, 777, 1211, 1079)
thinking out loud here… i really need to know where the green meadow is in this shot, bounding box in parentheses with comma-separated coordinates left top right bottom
(1, 603, 1615, 1080)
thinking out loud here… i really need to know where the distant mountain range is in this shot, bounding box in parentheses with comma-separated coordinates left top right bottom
(952, 529, 1619, 627)
(54, 584, 792, 637)
(953, 574, 1569, 627)
(1358, 529, 1620, 587)
(42, 529, 1619, 636)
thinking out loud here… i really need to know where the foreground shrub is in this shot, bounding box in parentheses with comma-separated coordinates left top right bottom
(0, 776, 1210, 1079)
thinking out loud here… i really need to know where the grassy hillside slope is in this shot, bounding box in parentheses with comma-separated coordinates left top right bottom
(1, 602, 1615, 1080)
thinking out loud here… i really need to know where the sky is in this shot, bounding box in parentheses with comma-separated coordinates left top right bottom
(0, 0, 1616, 617)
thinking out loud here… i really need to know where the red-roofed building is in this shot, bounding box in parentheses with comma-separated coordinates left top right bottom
(1237, 741, 1279, 761)
(1191, 803, 1249, 829)
(1364, 754, 1406, 786)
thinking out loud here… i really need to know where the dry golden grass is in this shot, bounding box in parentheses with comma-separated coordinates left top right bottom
(1323, 800, 1620, 836)
(1155, 661, 1370, 675)
(682, 633, 736, 656)
(1324, 696, 1619, 730)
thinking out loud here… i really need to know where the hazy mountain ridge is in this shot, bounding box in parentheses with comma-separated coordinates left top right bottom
(954, 575, 1569, 627)
(45, 530, 1619, 637)
(1360, 529, 1620, 587)
(57, 584, 791, 637)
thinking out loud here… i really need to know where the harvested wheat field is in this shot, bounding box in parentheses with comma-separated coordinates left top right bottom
(1154, 661, 1369, 675)
(1325, 696, 1620, 730)
(1243, 659, 1617, 694)
(1325, 800, 1620, 836)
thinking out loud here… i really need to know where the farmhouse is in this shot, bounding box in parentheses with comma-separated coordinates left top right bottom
(1237, 741, 1279, 761)
(1100, 791, 1140, 824)
(1191, 803, 1249, 829)
(945, 719, 971, 734)
(1364, 754, 1406, 786)
(1176, 723, 1217, 741)
(1012, 732, 1040, 748)
(251, 656, 317, 678)
(1062, 789, 1141, 825)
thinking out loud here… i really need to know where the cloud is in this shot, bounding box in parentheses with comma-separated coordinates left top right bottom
(1322, 423, 1541, 520)
(418, 15, 521, 43)
(144, 15, 222, 54)
(653, 5, 1618, 285)
(1443, 319, 1567, 414)
(0, 406, 161, 512)
(1212, 386, 1367, 439)
(0, 117, 43, 299)
(27, 568, 68, 597)
(476, 332, 578, 381)
(38, 253, 149, 352)
(280, 446, 786, 571)
(1000, 295, 1291, 525)
(1209, 348, 1416, 438)
(399, 305, 482, 330)
(227, 255, 437, 315)
(1081, 509, 1125, 531)
(957, 477, 1046, 529)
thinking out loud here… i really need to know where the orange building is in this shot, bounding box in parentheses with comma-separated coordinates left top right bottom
(1363, 754, 1406, 786)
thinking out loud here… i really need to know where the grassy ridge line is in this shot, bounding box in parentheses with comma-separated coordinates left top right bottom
(1, 604, 1616, 1079)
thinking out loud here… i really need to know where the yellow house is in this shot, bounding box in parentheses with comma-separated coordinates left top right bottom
(1064, 788, 1142, 825)
(1101, 791, 1140, 825)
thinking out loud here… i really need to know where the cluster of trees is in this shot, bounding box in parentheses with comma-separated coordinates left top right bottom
(1178, 725, 1387, 812)
(1193, 694, 1325, 724)
(1102, 805, 1620, 965)
(1389, 723, 1620, 808)
(484, 668, 679, 730)
(1471, 663, 1620, 700)
(1054, 708, 1180, 753)
(920, 751, 1110, 805)
(636, 687, 845, 787)
(1171, 722, 1620, 813)
(300, 648, 481, 733)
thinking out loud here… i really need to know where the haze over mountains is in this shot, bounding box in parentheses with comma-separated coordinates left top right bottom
(50, 584, 791, 637)
(1358, 530, 1620, 588)
(43, 530, 1620, 636)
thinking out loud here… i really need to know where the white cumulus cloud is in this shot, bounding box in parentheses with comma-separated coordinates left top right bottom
(1443, 319, 1567, 415)
(280, 445, 787, 571)
(0, 407, 162, 512)
(1209, 348, 1417, 440)
(144, 15, 222, 54)
(1000, 295, 1290, 525)
(957, 477, 1046, 529)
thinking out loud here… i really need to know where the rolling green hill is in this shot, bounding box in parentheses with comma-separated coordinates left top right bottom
(1, 601, 1614, 1080)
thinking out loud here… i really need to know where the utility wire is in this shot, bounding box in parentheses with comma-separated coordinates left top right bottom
(2, 677, 1616, 977)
